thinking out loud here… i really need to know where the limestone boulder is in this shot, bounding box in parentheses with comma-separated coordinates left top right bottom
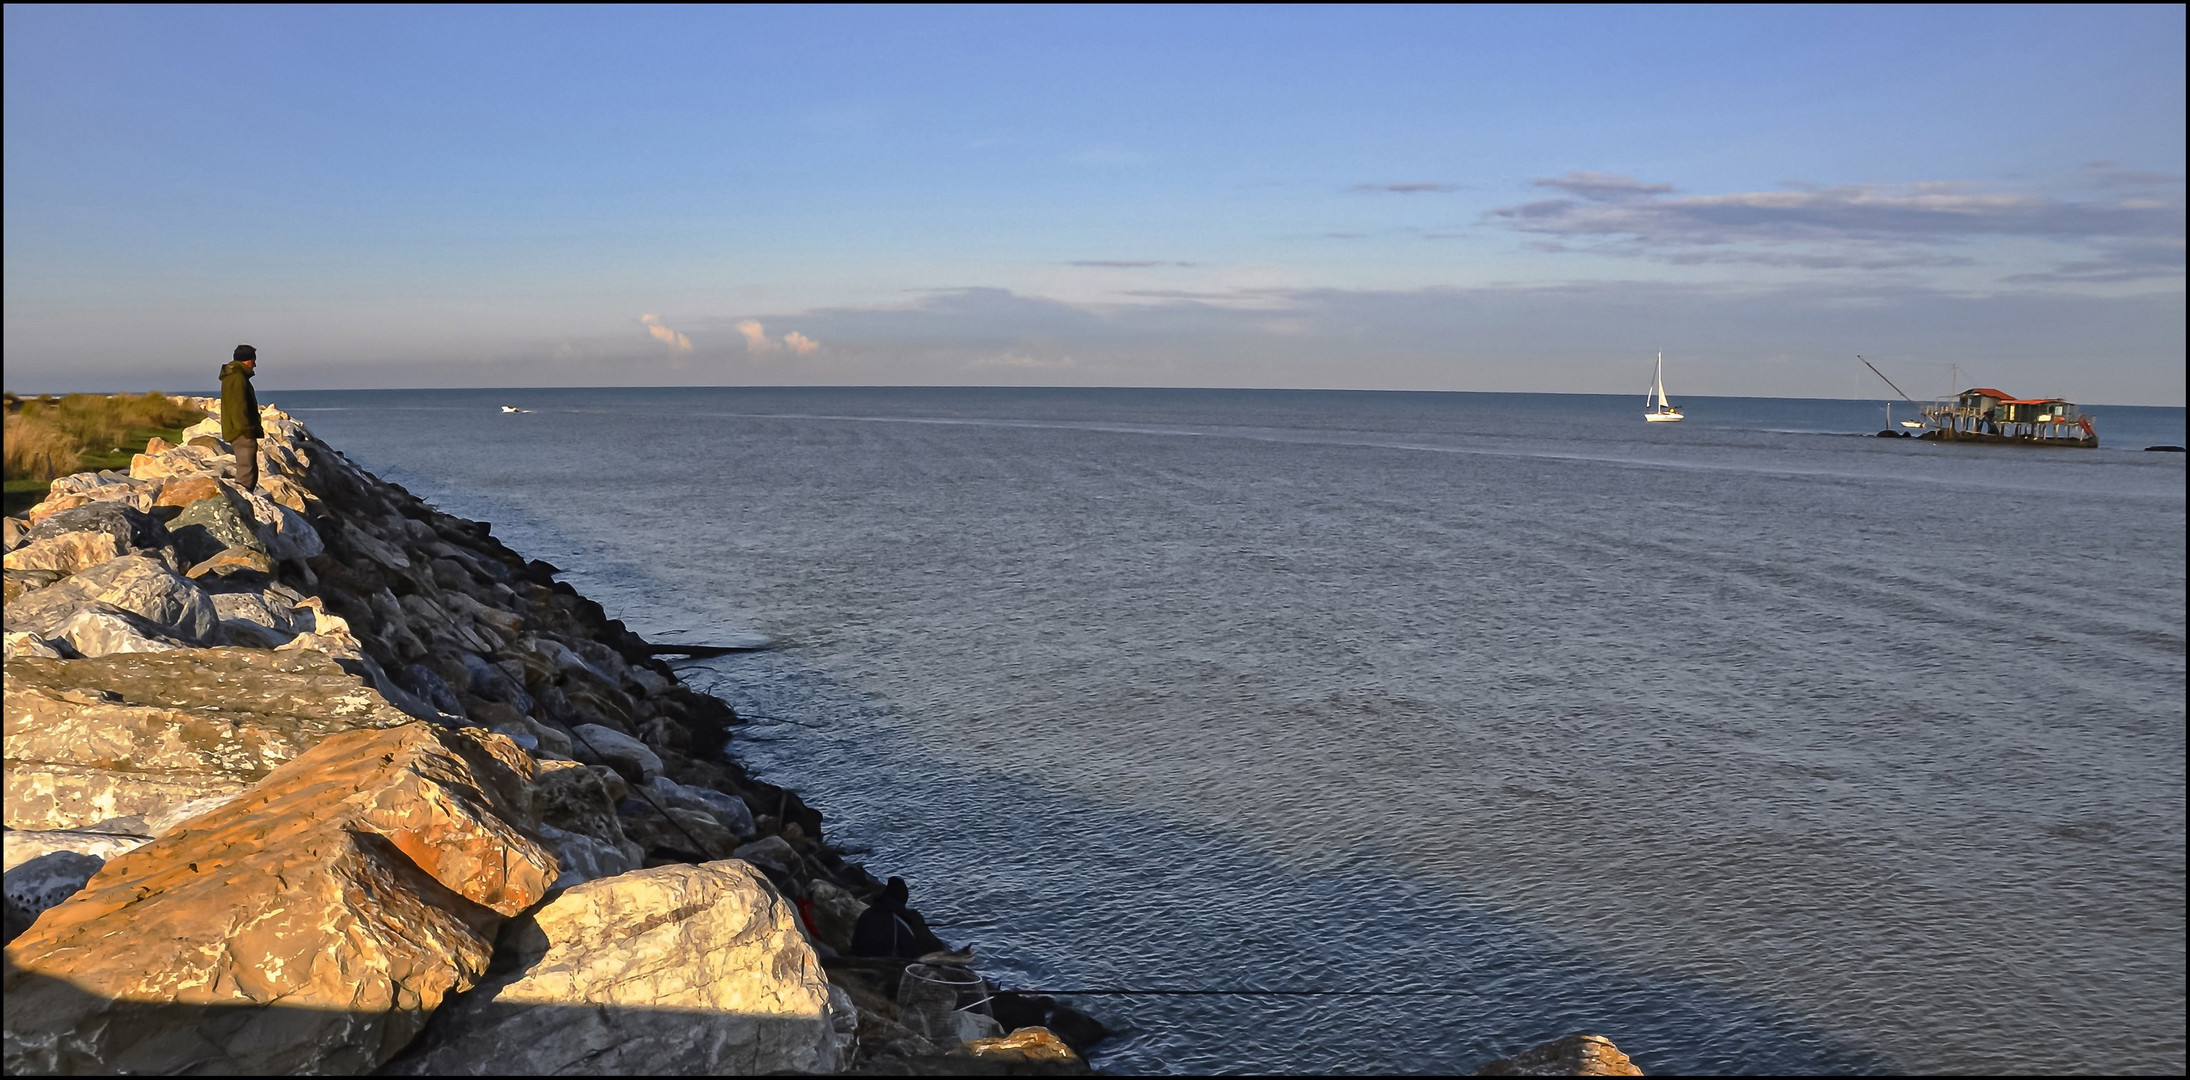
(807, 878, 869, 954)
(339, 519, 412, 570)
(185, 544, 276, 584)
(388, 860, 839, 1076)
(537, 824, 639, 889)
(42, 471, 144, 502)
(210, 588, 311, 639)
(2, 555, 217, 646)
(3, 649, 414, 831)
(3, 576, 89, 638)
(1474, 1034, 1644, 1076)
(177, 417, 224, 444)
(234, 488, 324, 562)
(152, 475, 225, 509)
(620, 799, 739, 860)
(532, 761, 638, 860)
(645, 774, 758, 838)
(56, 603, 190, 657)
(568, 722, 661, 783)
(2, 531, 121, 576)
(3, 632, 69, 660)
(1, 723, 557, 1076)
(3, 567, 64, 604)
(2, 829, 151, 872)
(966, 1027, 1089, 1071)
(731, 834, 805, 877)
(2, 516, 24, 553)
(168, 489, 267, 565)
(127, 441, 226, 481)
(259, 473, 321, 516)
(22, 501, 171, 557)
(2, 851, 104, 945)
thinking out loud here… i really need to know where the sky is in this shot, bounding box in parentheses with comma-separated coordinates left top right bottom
(4, 5, 2184, 403)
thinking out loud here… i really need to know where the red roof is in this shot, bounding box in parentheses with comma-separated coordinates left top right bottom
(1962, 387, 2011, 399)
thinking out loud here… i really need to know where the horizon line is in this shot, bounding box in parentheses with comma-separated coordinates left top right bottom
(10, 384, 2182, 410)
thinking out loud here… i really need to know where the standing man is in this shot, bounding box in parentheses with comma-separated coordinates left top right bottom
(221, 345, 264, 491)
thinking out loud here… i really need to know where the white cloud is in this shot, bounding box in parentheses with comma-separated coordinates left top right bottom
(639, 313, 691, 352)
(1493, 177, 2183, 244)
(737, 319, 820, 356)
(736, 319, 779, 354)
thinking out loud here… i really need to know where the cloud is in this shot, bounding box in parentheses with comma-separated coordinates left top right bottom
(1067, 260, 1199, 268)
(1657, 248, 1973, 271)
(2083, 161, 2186, 188)
(736, 319, 779, 354)
(639, 313, 691, 352)
(2003, 240, 2187, 284)
(1350, 182, 1464, 193)
(1492, 177, 2183, 244)
(736, 319, 820, 356)
(677, 283, 2181, 402)
(1530, 171, 1676, 201)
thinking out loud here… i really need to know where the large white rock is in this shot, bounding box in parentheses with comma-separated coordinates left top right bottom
(393, 860, 840, 1075)
(177, 417, 225, 444)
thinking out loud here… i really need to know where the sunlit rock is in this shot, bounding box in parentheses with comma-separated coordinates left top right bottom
(2, 649, 413, 831)
(3, 531, 122, 576)
(1, 723, 556, 1075)
(1474, 1033, 1644, 1076)
(387, 860, 838, 1076)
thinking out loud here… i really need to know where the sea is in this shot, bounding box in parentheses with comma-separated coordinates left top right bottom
(278, 387, 2186, 1076)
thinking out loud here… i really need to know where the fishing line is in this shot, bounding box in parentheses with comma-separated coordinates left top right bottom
(1004, 987, 1480, 998)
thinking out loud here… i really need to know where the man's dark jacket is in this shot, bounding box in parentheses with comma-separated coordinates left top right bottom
(220, 360, 263, 443)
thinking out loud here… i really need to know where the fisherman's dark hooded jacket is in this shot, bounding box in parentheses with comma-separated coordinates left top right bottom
(220, 360, 264, 443)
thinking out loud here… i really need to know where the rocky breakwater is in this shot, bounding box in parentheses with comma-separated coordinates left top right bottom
(3, 399, 1093, 1075)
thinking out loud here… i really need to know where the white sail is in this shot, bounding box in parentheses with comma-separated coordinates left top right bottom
(1644, 351, 1683, 422)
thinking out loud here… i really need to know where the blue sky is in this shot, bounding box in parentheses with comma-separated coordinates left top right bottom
(5, 5, 2183, 402)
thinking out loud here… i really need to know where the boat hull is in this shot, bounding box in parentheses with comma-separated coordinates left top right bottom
(1643, 412, 1684, 423)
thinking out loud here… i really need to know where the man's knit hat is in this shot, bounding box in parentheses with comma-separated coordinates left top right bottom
(234, 344, 257, 362)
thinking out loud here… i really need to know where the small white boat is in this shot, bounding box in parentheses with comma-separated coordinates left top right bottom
(500, 405, 525, 413)
(1644, 351, 1684, 422)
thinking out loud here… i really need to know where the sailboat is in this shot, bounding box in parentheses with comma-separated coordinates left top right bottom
(1644, 351, 1684, 422)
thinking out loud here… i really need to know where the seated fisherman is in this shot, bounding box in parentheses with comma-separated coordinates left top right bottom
(849, 876, 949, 958)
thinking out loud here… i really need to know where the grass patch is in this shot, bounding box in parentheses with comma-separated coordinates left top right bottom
(4, 479, 51, 517)
(4, 392, 207, 515)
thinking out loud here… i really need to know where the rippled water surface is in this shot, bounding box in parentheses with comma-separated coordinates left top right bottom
(286, 388, 2186, 1075)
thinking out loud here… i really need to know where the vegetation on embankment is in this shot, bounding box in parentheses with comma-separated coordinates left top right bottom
(3, 392, 202, 515)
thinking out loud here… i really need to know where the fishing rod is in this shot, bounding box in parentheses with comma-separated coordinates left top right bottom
(1857, 355, 1919, 404)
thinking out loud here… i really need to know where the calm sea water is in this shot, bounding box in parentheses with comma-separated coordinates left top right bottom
(282, 387, 2185, 1075)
